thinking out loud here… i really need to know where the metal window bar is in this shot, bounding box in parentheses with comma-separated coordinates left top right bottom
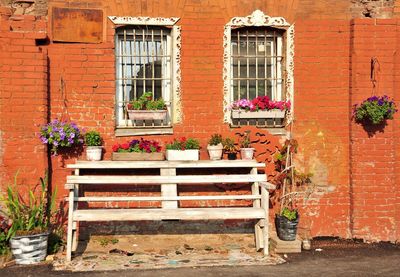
(231, 27, 285, 128)
(116, 27, 172, 128)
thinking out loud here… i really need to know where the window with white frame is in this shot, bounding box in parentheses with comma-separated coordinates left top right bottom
(231, 27, 284, 101)
(223, 10, 294, 129)
(109, 16, 182, 136)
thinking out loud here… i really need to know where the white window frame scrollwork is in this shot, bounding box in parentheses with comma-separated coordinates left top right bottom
(223, 10, 294, 126)
(108, 16, 182, 135)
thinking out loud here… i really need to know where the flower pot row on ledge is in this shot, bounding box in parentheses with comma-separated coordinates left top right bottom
(111, 134, 254, 161)
(38, 120, 255, 161)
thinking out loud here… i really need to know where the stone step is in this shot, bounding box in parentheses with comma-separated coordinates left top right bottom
(270, 231, 302, 253)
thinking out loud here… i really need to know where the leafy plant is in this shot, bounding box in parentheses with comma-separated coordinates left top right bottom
(354, 95, 397, 125)
(39, 119, 83, 155)
(112, 138, 162, 153)
(208, 134, 223, 146)
(240, 130, 252, 148)
(166, 137, 200, 150)
(0, 213, 11, 255)
(281, 207, 298, 221)
(99, 237, 119, 247)
(127, 92, 166, 111)
(84, 130, 102, 147)
(222, 138, 237, 153)
(3, 172, 57, 238)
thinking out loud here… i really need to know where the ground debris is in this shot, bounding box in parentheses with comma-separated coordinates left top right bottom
(109, 249, 134, 256)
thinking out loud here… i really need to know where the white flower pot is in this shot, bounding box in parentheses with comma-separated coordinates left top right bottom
(10, 232, 48, 265)
(231, 109, 286, 119)
(166, 149, 199, 161)
(127, 110, 167, 121)
(240, 148, 255, 160)
(207, 143, 223, 160)
(86, 146, 102, 161)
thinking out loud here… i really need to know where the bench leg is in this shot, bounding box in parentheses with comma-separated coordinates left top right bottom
(66, 189, 74, 262)
(255, 220, 263, 251)
(72, 223, 78, 252)
(262, 219, 269, 255)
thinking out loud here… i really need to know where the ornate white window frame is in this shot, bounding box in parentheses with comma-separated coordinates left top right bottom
(108, 16, 182, 134)
(223, 10, 294, 125)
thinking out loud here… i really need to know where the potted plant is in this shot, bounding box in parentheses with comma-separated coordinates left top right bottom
(39, 119, 83, 155)
(207, 134, 223, 160)
(272, 139, 313, 241)
(84, 130, 103, 161)
(126, 92, 167, 121)
(353, 95, 397, 125)
(112, 138, 164, 161)
(165, 137, 200, 161)
(3, 173, 57, 264)
(239, 131, 254, 160)
(228, 96, 290, 120)
(222, 138, 238, 160)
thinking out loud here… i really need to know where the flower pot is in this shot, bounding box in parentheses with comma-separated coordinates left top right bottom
(127, 110, 167, 121)
(86, 146, 102, 161)
(207, 143, 223, 160)
(10, 232, 48, 265)
(227, 152, 237, 160)
(231, 109, 286, 119)
(112, 152, 164, 161)
(166, 149, 199, 161)
(275, 214, 299, 241)
(240, 148, 254, 160)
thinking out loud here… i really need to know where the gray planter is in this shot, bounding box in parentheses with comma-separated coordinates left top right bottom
(10, 232, 48, 265)
(275, 214, 299, 241)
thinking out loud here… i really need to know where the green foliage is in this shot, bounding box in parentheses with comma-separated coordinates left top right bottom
(166, 137, 200, 150)
(47, 231, 64, 254)
(208, 134, 223, 146)
(84, 130, 102, 146)
(240, 131, 251, 148)
(222, 138, 237, 153)
(99, 237, 119, 247)
(128, 92, 166, 111)
(281, 207, 298, 221)
(354, 95, 397, 125)
(0, 215, 10, 256)
(3, 172, 57, 239)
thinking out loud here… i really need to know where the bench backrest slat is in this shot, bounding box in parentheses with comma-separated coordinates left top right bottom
(67, 174, 267, 184)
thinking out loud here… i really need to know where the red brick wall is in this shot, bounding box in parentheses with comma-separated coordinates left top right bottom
(1, 1, 400, 242)
(0, 11, 48, 191)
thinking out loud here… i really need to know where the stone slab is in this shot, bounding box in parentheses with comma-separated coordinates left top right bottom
(270, 232, 302, 253)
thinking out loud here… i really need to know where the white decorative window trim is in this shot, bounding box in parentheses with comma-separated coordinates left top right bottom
(223, 10, 294, 125)
(109, 16, 182, 125)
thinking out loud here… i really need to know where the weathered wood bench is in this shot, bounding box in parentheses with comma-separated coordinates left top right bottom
(65, 160, 275, 261)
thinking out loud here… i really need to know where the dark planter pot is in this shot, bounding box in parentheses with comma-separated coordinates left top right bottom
(275, 214, 299, 241)
(227, 152, 237, 160)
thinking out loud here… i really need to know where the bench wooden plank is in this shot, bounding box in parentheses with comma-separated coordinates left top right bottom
(67, 160, 266, 169)
(66, 174, 267, 185)
(73, 208, 266, 221)
(71, 195, 262, 202)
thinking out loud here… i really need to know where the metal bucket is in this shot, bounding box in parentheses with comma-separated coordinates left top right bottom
(10, 232, 48, 264)
(275, 215, 299, 241)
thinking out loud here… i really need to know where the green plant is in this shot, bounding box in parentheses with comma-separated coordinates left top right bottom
(222, 138, 237, 153)
(166, 137, 200, 150)
(3, 172, 57, 238)
(354, 95, 397, 125)
(208, 134, 223, 146)
(281, 207, 298, 221)
(84, 130, 102, 146)
(240, 130, 251, 148)
(127, 92, 166, 111)
(0, 213, 10, 255)
(99, 237, 119, 247)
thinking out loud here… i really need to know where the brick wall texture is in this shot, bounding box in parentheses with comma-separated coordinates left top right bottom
(1, 0, 400, 242)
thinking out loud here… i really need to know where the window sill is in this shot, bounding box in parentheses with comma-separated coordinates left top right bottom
(115, 127, 173, 137)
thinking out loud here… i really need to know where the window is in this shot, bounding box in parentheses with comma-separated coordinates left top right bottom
(231, 27, 284, 101)
(223, 10, 294, 129)
(109, 16, 181, 136)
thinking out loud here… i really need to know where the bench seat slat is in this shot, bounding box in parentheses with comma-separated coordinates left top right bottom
(66, 174, 267, 185)
(72, 195, 262, 202)
(73, 208, 266, 221)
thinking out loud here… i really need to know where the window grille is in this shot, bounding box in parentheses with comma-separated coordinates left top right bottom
(116, 26, 172, 128)
(230, 27, 285, 127)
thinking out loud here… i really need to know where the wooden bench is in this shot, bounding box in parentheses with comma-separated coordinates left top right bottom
(65, 160, 275, 261)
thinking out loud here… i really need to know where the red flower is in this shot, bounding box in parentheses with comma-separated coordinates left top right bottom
(180, 137, 187, 142)
(112, 144, 120, 152)
(121, 143, 130, 150)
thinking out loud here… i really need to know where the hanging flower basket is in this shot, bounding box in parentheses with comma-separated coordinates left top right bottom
(353, 95, 397, 125)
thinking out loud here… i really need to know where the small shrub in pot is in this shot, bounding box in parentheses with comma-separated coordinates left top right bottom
(207, 134, 223, 160)
(84, 130, 103, 161)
